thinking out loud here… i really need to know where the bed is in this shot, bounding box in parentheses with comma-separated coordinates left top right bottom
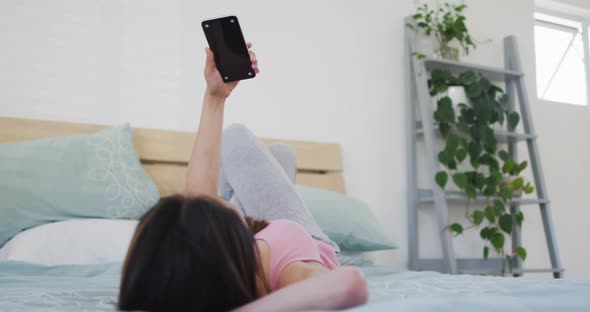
(1, 117, 589, 311)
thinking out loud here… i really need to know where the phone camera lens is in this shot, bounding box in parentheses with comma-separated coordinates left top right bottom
(230, 19, 235, 23)
(204, 24, 209, 28)
(248, 72, 252, 76)
(224, 76, 229, 80)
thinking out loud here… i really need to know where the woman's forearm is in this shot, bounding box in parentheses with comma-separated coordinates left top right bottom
(185, 92, 226, 197)
(233, 267, 368, 312)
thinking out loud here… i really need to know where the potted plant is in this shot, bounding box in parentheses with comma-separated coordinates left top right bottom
(408, 1, 480, 128)
(406, 1, 476, 61)
(429, 69, 535, 274)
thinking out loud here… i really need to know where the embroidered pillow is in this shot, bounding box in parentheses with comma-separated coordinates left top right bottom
(0, 124, 159, 247)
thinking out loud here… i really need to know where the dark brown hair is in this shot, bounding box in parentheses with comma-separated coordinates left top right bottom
(119, 195, 269, 312)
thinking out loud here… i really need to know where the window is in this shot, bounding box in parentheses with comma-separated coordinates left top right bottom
(534, 12, 589, 106)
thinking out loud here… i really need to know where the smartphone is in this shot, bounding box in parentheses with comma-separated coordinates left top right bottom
(202, 16, 255, 83)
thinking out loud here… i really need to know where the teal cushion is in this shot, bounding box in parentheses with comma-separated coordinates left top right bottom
(295, 185, 397, 252)
(0, 125, 160, 247)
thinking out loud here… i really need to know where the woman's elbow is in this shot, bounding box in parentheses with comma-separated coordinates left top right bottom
(339, 267, 369, 308)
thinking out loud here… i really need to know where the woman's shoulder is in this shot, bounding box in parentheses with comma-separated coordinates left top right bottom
(255, 219, 309, 239)
(263, 219, 306, 230)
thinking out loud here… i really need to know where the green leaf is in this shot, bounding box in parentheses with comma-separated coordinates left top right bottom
(494, 200, 505, 213)
(483, 127, 497, 154)
(491, 85, 504, 97)
(456, 118, 470, 134)
(452, 173, 468, 189)
(485, 206, 496, 223)
(499, 214, 513, 234)
(479, 77, 492, 92)
(483, 246, 490, 260)
(515, 211, 524, 228)
(446, 133, 460, 155)
(465, 184, 477, 199)
(468, 142, 482, 164)
(460, 138, 469, 149)
(435, 171, 448, 189)
(438, 151, 451, 166)
(523, 183, 535, 194)
(491, 232, 505, 250)
(513, 177, 524, 189)
(500, 186, 513, 201)
(498, 150, 509, 162)
(470, 125, 485, 142)
(437, 97, 456, 123)
(439, 122, 451, 138)
(506, 255, 513, 272)
(517, 161, 528, 174)
(473, 210, 485, 226)
(411, 52, 427, 60)
(503, 159, 517, 174)
(480, 153, 499, 172)
(456, 148, 467, 162)
(483, 185, 495, 196)
(461, 108, 475, 123)
(480, 227, 490, 240)
(406, 23, 416, 31)
(516, 246, 527, 261)
(474, 173, 487, 190)
(413, 13, 423, 19)
(450, 223, 464, 235)
(433, 111, 442, 122)
(466, 82, 482, 98)
(480, 227, 498, 241)
(459, 71, 477, 85)
(508, 112, 520, 131)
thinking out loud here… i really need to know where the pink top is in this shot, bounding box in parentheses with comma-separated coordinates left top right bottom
(254, 219, 340, 291)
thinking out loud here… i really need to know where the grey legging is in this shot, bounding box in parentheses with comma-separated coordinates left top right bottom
(218, 124, 339, 253)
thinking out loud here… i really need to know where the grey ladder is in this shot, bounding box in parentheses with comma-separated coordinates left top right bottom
(405, 17, 564, 278)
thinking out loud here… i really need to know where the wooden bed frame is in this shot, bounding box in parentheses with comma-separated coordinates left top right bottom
(0, 117, 345, 195)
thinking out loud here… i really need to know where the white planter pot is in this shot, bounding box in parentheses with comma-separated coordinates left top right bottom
(435, 86, 468, 116)
(415, 33, 435, 58)
(436, 86, 503, 131)
(446, 86, 469, 110)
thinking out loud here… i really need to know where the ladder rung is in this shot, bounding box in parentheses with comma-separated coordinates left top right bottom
(459, 268, 565, 275)
(415, 258, 564, 275)
(416, 258, 503, 273)
(515, 268, 565, 274)
(417, 189, 550, 206)
(423, 58, 524, 81)
(415, 122, 536, 142)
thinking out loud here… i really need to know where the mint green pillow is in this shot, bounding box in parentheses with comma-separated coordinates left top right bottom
(0, 125, 160, 247)
(295, 185, 397, 252)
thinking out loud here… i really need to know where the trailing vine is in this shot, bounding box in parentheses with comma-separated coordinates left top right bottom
(430, 69, 535, 273)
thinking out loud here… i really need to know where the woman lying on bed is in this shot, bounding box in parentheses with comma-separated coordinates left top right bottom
(117, 44, 368, 312)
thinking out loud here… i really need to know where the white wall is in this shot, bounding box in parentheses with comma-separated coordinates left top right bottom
(554, 0, 590, 10)
(0, 0, 588, 279)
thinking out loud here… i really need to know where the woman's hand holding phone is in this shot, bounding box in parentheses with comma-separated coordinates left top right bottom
(204, 42, 260, 101)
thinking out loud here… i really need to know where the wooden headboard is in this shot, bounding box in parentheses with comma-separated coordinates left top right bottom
(0, 117, 345, 195)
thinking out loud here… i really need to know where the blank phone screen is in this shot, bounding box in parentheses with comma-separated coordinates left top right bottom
(202, 17, 254, 82)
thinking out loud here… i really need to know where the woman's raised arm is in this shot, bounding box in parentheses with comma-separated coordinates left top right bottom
(185, 44, 259, 197)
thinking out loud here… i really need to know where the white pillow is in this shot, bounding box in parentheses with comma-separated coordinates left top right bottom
(0, 219, 138, 265)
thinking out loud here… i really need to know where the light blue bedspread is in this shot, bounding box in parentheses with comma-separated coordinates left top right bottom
(1, 261, 589, 311)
